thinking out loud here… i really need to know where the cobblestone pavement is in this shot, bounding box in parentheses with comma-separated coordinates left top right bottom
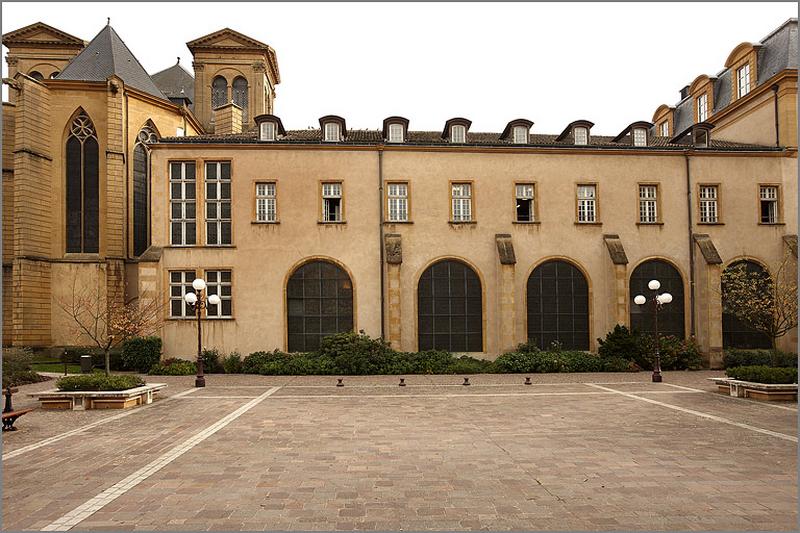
(2, 371, 796, 531)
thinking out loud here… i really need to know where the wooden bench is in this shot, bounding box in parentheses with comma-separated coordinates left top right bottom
(2, 387, 34, 431)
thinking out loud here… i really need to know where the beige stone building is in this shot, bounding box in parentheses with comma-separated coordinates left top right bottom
(2, 20, 797, 367)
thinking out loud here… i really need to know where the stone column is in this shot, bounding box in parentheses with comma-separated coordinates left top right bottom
(603, 235, 629, 328)
(495, 234, 516, 353)
(384, 234, 402, 349)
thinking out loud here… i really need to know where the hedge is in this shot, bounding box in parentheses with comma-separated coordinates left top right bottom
(148, 358, 197, 376)
(121, 337, 162, 373)
(56, 374, 145, 391)
(726, 365, 798, 384)
(722, 349, 797, 369)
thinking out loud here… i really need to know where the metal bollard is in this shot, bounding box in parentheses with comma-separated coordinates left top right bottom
(399, 378, 406, 387)
(336, 378, 344, 387)
(525, 377, 532, 385)
(462, 377, 470, 386)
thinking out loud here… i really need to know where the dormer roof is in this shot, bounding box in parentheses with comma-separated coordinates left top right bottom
(612, 121, 654, 143)
(254, 114, 286, 135)
(319, 115, 347, 139)
(442, 117, 471, 139)
(669, 122, 715, 145)
(500, 118, 534, 141)
(382, 116, 409, 139)
(556, 120, 594, 142)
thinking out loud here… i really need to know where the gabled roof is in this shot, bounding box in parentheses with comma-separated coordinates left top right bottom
(2, 21, 85, 47)
(57, 24, 167, 100)
(151, 59, 195, 105)
(186, 28, 281, 85)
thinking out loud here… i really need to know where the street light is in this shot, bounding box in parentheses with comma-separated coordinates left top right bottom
(184, 278, 221, 387)
(634, 279, 673, 383)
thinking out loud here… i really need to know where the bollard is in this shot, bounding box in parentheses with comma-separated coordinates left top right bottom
(399, 378, 406, 387)
(462, 377, 470, 386)
(336, 378, 344, 387)
(3, 387, 15, 413)
(524, 377, 532, 385)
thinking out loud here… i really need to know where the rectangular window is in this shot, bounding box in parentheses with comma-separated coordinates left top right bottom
(169, 270, 196, 318)
(205, 270, 233, 318)
(576, 184, 597, 223)
(450, 125, 466, 143)
(388, 123, 404, 143)
(322, 182, 343, 222)
(660, 122, 669, 136)
(760, 185, 779, 224)
(515, 183, 535, 222)
(205, 162, 232, 245)
(260, 121, 275, 141)
(574, 126, 588, 145)
(255, 182, 276, 222)
(699, 185, 718, 223)
(697, 93, 708, 122)
(169, 162, 196, 246)
(176, 127, 185, 137)
(513, 126, 527, 144)
(387, 182, 408, 222)
(451, 182, 473, 222)
(633, 128, 647, 147)
(639, 185, 659, 223)
(324, 122, 340, 142)
(737, 64, 751, 98)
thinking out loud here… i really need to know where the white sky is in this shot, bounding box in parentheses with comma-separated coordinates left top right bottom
(2, 2, 797, 134)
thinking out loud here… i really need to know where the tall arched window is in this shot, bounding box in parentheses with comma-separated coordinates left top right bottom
(527, 260, 590, 350)
(232, 76, 249, 124)
(66, 112, 99, 253)
(287, 260, 354, 352)
(211, 76, 228, 121)
(722, 261, 772, 349)
(630, 260, 685, 338)
(418, 260, 482, 352)
(133, 123, 158, 256)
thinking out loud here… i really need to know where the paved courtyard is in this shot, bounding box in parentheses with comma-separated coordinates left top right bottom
(2, 371, 797, 531)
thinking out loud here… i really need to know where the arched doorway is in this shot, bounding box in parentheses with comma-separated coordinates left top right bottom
(417, 259, 482, 352)
(630, 259, 685, 338)
(527, 260, 590, 350)
(722, 260, 772, 348)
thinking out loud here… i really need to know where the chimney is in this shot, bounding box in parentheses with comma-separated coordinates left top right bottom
(679, 85, 690, 100)
(213, 102, 242, 135)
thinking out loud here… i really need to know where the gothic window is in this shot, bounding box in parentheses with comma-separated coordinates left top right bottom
(66, 112, 99, 253)
(287, 261, 354, 352)
(133, 124, 158, 256)
(722, 261, 772, 349)
(630, 260, 685, 339)
(418, 260, 483, 352)
(527, 260, 590, 350)
(232, 77, 249, 124)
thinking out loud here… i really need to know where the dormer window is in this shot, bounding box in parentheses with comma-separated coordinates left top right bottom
(388, 123, 404, 143)
(260, 121, 276, 141)
(660, 122, 669, 136)
(737, 63, 751, 98)
(573, 126, 588, 145)
(633, 128, 647, 147)
(695, 128, 708, 148)
(324, 122, 341, 142)
(512, 126, 528, 144)
(697, 93, 708, 122)
(451, 125, 466, 143)
(254, 114, 286, 143)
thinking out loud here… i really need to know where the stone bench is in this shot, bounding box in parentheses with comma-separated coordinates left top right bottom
(29, 383, 167, 410)
(708, 377, 797, 401)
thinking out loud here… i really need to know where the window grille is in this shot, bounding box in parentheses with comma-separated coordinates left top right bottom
(639, 185, 658, 223)
(450, 125, 466, 143)
(169, 162, 196, 246)
(256, 183, 277, 222)
(205, 162, 232, 245)
(66, 112, 99, 253)
(737, 64, 751, 98)
(388, 123, 404, 143)
(699, 185, 718, 223)
(515, 184, 535, 222)
(527, 260, 589, 350)
(169, 270, 197, 318)
(451, 183, 472, 222)
(322, 182, 343, 222)
(760, 186, 778, 224)
(573, 126, 588, 145)
(387, 183, 408, 222)
(205, 270, 233, 318)
(577, 185, 596, 223)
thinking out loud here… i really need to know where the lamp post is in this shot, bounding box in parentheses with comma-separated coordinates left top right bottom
(634, 279, 673, 383)
(184, 277, 221, 388)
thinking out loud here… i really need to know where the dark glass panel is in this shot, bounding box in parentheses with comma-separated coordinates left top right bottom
(133, 143, 149, 256)
(527, 260, 590, 350)
(65, 136, 82, 253)
(629, 260, 685, 339)
(82, 136, 99, 253)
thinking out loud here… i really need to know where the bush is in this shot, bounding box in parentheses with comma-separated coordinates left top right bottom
(2, 347, 50, 388)
(726, 365, 798, 384)
(639, 335, 704, 371)
(199, 348, 224, 373)
(597, 325, 648, 364)
(316, 331, 395, 375)
(723, 349, 797, 369)
(222, 351, 243, 374)
(121, 337, 162, 373)
(446, 355, 493, 374)
(492, 349, 634, 374)
(242, 350, 291, 374)
(148, 358, 196, 376)
(56, 374, 145, 391)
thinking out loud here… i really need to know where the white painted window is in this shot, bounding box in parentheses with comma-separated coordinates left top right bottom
(388, 123, 404, 143)
(169, 270, 196, 318)
(512, 125, 528, 144)
(699, 185, 718, 223)
(450, 125, 466, 143)
(387, 183, 408, 222)
(255, 182, 276, 222)
(697, 93, 708, 122)
(324, 122, 341, 142)
(451, 183, 472, 222)
(737, 63, 751, 98)
(205, 162, 232, 245)
(660, 122, 669, 136)
(169, 162, 196, 246)
(260, 121, 276, 141)
(760, 186, 779, 224)
(577, 185, 597, 223)
(515, 184, 535, 222)
(633, 128, 647, 147)
(639, 185, 658, 223)
(574, 126, 588, 145)
(176, 127, 185, 137)
(322, 182, 343, 222)
(205, 270, 232, 318)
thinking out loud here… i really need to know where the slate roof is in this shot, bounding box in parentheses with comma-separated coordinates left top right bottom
(159, 128, 779, 151)
(57, 24, 167, 100)
(151, 60, 195, 108)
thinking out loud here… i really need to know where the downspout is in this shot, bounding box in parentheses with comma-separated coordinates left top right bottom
(685, 150, 696, 338)
(378, 146, 386, 339)
(772, 84, 780, 147)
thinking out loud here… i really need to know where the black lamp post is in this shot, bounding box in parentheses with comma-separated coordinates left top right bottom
(634, 279, 673, 383)
(184, 278, 221, 388)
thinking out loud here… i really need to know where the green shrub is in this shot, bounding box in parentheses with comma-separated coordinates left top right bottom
(199, 348, 224, 373)
(148, 358, 196, 376)
(446, 356, 493, 374)
(242, 350, 291, 374)
(597, 325, 648, 364)
(492, 349, 637, 374)
(316, 331, 395, 375)
(56, 374, 145, 391)
(492, 351, 538, 373)
(2, 347, 50, 388)
(601, 357, 638, 372)
(639, 335, 704, 371)
(723, 349, 797, 369)
(121, 337, 162, 373)
(222, 351, 243, 374)
(726, 365, 798, 384)
(512, 340, 542, 355)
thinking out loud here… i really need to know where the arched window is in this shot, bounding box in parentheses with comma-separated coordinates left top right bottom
(211, 75, 228, 117)
(527, 260, 589, 350)
(50, 71, 60, 79)
(65, 112, 99, 253)
(133, 123, 158, 256)
(287, 260, 354, 352)
(418, 260, 482, 352)
(232, 77, 249, 124)
(630, 260, 685, 338)
(29, 71, 44, 81)
(722, 261, 772, 349)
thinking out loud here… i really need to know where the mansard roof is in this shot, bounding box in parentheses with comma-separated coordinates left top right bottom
(57, 24, 167, 100)
(2, 21, 85, 47)
(151, 59, 195, 106)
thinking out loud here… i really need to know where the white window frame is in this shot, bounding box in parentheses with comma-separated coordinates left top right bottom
(388, 123, 404, 143)
(169, 270, 196, 318)
(169, 161, 196, 246)
(205, 161, 232, 246)
(204, 270, 233, 319)
(737, 63, 751, 98)
(450, 125, 466, 143)
(577, 184, 597, 223)
(255, 182, 277, 222)
(659, 122, 669, 136)
(515, 183, 535, 222)
(451, 182, 472, 222)
(260, 121, 276, 141)
(759, 185, 779, 224)
(573, 126, 588, 145)
(322, 182, 343, 222)
(512, 125, 528, 144)
(632, 128, 647, 147)
(387, 182, 408, 222)
(176, 127, 185, 137)
(699, 185, 718, 223)
(697, 93, 708, 122)
(639, 185, 659, 223)
(324, 122, 341, 142)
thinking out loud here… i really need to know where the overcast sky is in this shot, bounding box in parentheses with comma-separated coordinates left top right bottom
(2, 2, 796, 134)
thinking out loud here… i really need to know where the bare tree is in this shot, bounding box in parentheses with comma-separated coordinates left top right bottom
(721, 251, 798, 349)
(57, 274, 163, 375)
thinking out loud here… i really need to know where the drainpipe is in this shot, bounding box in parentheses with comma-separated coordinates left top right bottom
(685, 151, 696, 338)
(378, 146, 386, 339)
(772, 84, 780, 147)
